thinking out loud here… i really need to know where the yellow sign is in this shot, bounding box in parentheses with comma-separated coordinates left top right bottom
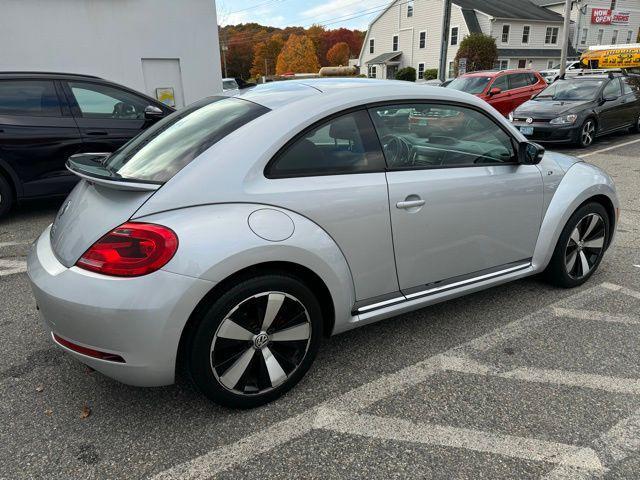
(155, 87, 176, 107)
(580, 47, 640, 69)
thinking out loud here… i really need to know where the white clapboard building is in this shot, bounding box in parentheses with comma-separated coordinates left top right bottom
(359, 0, 569, 79)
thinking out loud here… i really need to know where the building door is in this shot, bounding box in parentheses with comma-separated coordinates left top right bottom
(386, 65, 398, 79)
(141, 58, 185, 108)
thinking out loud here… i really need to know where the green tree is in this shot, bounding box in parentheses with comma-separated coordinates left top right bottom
(454, 33, 498, 76)
(395, 67, 416, 82)
(276, 34, 320, 74)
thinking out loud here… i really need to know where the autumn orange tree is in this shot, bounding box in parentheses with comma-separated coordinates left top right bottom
(276, 34, 320, 74)
(326, 42, 350, 66)
(251, 34, 285, 78)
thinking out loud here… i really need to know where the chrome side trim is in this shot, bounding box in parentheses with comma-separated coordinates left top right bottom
(355, 295, 406, 313)
(354, 262, 531, 315)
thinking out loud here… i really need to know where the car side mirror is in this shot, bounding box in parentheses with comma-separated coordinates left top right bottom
(602, 95, 618, 103)
(519, 141, 544, 165)
(489, 87, 502, 96)
(144, 105, 164, 120)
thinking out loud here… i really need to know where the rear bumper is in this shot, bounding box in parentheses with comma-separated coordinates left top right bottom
(27, 226, 214, 387)
(513, 122, 579, 144)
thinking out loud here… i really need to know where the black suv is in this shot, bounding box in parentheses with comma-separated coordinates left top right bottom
(0, 72, 174, 216)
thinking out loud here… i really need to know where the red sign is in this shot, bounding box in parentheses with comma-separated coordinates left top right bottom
(612, 11, 630, 25)
(592, 8, 612, 24)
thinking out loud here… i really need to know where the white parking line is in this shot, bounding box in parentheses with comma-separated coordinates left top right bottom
(152, 283, 640, 479)
(578, 137, 640, 158)
(0, 240, 32, 248)
(0, 259, 27, 277)
(553, 307, 640, 326)
(317, 408, 604, 472)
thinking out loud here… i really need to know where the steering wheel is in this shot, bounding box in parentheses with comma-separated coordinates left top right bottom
(380, 134, 411, 166)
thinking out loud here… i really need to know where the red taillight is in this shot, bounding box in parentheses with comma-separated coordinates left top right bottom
(53, 333, 125, 363)
(76, 222, 178, 277)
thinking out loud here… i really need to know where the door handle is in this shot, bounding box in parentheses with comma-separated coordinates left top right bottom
(85, 130, 108, 136)
(396, 199, 426, 209)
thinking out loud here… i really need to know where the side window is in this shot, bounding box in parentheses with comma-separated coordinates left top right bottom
(68, 82, 148, 119)
(267, 110, 385, 178)
(509, 73, 530, 89)
(0, 80, 61, 117)
(369, 103, 516, 169)
(492, 75, 509, 91)
(528, 73, 539, 85)
(603, 79, 622, 98)
(622, 78, 636, 94)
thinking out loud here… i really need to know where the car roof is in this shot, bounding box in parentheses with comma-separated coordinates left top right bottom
(230, 78, 481, 110)
(461, 69, 536, 77)
(0, 71, 103, 80)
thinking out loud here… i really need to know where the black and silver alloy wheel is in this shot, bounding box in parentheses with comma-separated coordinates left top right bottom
(545, 202, 610, 288)
(579, 119, 595, 148)
(187, 274, 322, 408)
(564, 213, 605, 280)
(211, 292, 311, 395)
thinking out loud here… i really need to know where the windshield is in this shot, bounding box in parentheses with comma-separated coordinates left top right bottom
(535, 80, 604, 101)
(447, 76, 492, 94)
(223, 80, 238, 90)
(103, 96, 268, 183)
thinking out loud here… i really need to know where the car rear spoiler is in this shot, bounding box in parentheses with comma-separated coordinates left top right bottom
(66, 153, 161, 192)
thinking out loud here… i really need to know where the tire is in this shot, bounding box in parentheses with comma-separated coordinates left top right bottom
(186, 274, 323, 408)
(575, 118, 596, 148)
(544, 202, 610, 288)
(0, 175, 13, 218)
(631, 112, 640, 134)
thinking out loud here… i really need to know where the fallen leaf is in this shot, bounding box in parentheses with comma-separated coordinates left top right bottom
(35, 385, 44, 393)
(80, 404, 91, 420)
(44, 409, 53, 416)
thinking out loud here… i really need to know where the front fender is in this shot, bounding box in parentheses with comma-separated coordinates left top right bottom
(532, 162, 619, 271)
(135, 203, 356, 335)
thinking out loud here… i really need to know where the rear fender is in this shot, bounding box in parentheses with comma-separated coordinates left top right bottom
(135, 203, 356, 335)
(532, 162, 618, 271)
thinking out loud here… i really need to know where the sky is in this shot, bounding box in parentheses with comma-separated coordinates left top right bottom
(217, 0, 387, 30)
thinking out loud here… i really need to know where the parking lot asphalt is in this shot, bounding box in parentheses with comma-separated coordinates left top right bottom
(1, 132, 639, 479)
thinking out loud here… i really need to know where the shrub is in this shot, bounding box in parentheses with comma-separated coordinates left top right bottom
(454, 33, 498, 76)
(423, 68, 438, 80)
(395, 67, 416, 82)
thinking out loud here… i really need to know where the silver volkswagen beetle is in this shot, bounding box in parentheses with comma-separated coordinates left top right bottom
(28, 79, 618, 408)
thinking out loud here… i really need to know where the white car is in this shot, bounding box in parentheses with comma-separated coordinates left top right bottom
(539, 61, 582, 83)
(222, 78, 240, 92)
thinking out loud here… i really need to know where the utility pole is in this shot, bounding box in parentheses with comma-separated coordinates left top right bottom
(438, 0, 452, 82)
(221, 29, 229, 78)
(264, 58, 268, 83)
(559, 0, 573, 78)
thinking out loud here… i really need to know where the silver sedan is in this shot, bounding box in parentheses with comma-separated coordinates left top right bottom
(28, 79, 619, 408)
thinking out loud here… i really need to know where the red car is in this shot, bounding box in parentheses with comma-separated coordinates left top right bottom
(446, 69, 547, 117)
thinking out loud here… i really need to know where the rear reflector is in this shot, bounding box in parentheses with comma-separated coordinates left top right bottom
(53, 333, 125, 363)
(76, 222, 178, 277)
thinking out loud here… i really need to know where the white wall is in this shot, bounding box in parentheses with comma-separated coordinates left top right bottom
(0, 0, 222, 105)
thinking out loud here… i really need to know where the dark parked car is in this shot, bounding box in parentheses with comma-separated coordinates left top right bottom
(511, 73, 640, 147)
(0, 72, 174, 216)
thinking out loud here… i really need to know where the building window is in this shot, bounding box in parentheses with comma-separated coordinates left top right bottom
(417, 63, 425, 79)
(448, 61, 455, 78)
(368, 65, 377, 78)
(493, 59, 509, 70)
(581, 28, 588, 45)
(419, 31, 426, 49)
(612, 30, 619, 44)
(451, 27, 459, 46)
(369, 38, 375, 54)
(522, 26, 530, 44)
(597, 29, 604, 44)
(392, 35, 399, 52)
(547, 60, 555, 69)
(502, 25, 510, 43)
(517, 59, 526, 69)
(545, 27, 559, 44)
(407, 1, 413, 17)
(627, 30, 634, 43)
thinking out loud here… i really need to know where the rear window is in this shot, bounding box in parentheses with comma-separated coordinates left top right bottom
(104, 96, 269, 183)
(0, 80, 61, 117)
(447, 76, 491, 94)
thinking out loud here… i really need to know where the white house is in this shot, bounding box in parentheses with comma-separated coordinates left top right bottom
(359, 0, 568, 79)
(532, 0, 639, 52)
(0, 0, 222, 108)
